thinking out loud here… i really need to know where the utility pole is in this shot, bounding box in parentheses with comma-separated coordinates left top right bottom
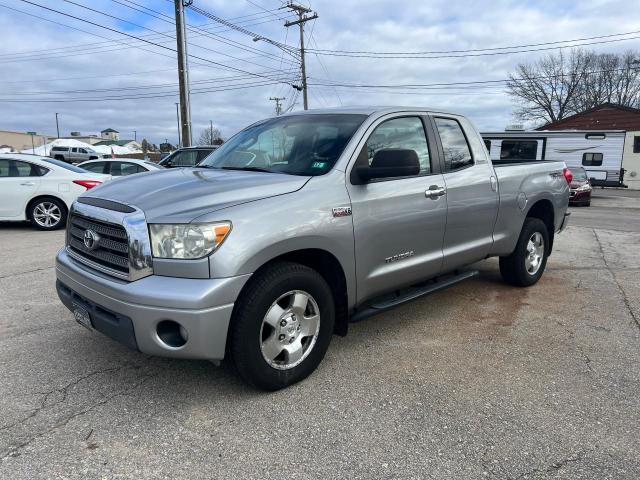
(210, 120, 214, 144)
(175, 102, 181, 147)
(133, 130, 137, 142)
(284, 3, 318, 110)
(269, 97, 286, 116)
(55, 113, 60, 138)
(174, 0, 192, 146)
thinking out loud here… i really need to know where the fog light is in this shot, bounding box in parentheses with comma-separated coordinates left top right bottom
(156, 320, 188, 348)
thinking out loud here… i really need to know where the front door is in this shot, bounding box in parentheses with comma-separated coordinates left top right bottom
(0, 159, 43, 218)
(346, 115, 447, 303)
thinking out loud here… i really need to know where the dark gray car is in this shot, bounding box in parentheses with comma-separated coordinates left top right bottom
(55, 107, 570, 390)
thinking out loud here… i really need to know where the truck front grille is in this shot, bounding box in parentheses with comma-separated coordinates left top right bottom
(68, 214, 129, 275)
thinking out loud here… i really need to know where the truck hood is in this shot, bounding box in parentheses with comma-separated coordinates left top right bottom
(82, 167, 311, 223)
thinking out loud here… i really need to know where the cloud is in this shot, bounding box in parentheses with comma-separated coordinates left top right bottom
(0, 0, 639, 143)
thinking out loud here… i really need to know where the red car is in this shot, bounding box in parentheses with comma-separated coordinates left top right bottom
(569, 167, 592, 206)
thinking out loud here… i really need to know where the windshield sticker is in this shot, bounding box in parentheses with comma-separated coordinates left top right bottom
(312, 161, 327, 169)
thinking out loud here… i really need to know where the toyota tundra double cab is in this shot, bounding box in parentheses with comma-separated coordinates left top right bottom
(56, 107, 570, 390)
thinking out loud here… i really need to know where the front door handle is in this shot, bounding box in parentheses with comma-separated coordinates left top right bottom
(20, 182, 35, 186)
(426, 185, 446, 199)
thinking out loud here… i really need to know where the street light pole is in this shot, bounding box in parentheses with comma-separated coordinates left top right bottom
(55, 113, 60, 138)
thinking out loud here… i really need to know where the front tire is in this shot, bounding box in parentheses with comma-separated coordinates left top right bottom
(499, 218, 549, 287)
(229, 261, 335, 390)
(28, 197, 67, 231)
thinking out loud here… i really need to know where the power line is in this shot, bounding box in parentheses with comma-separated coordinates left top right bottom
(15, 0, 300, 88)
(59, 0, 291, 74)
(114, 0, 295, 63)
(0, 80, 287, 103)
(305, 29, 640, 56)
(303, 34, 640, 59)
(0, 13, 292, 60)
(186, 2, 298, 57)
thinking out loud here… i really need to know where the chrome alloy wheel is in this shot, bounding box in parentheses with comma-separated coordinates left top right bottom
(33, 201, 62, 228)
(524, 232, 544, 275)
(260, 290, 321, 370)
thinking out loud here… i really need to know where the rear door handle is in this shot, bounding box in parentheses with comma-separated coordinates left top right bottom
(20, 182, 35, 186)
(426, 185, 446, 199)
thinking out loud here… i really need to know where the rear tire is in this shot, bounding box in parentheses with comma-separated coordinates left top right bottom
(229, 261, 335, 390)
(28, 197, 67, 231)
(499, 217, 549, 287)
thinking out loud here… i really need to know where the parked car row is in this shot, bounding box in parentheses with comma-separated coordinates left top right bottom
(1, 146, 220, 230)
(0, 154, 110, 230)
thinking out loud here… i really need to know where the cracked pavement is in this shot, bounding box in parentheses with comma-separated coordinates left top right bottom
(1, 190, 639, 479)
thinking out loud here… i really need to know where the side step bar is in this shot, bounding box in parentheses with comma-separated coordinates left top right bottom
(350, 270, 479, 323)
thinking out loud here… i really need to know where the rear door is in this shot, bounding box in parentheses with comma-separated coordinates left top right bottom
(431, 116, 499, 271)
(346, 114, 447, 302)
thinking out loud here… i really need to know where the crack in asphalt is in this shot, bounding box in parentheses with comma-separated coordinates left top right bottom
(554, 320, 595, 373)
(0, 364, 158, 460)
(0, 266, 54, 280)
(593, 229, 640, 332)
(512, 450, 587, 479)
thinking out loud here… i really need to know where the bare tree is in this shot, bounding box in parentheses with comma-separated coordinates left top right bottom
(506, 49, 594, 124)
(508, 49, 640, 125)
(197, 125, 223, 146)
(576, 51, 640, 111)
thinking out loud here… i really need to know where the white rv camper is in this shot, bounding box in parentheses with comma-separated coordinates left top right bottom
(481, 130, 626, 187)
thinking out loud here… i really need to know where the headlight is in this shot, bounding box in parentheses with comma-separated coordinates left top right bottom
(576, 184, 592, 192)
(149, 222, 231, 259)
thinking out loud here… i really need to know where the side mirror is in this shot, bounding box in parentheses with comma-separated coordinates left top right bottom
(354, 148, 420, 183)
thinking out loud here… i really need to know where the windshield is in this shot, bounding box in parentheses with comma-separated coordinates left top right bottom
(199, 114, 367, 176)
(572, 168, 588, 181)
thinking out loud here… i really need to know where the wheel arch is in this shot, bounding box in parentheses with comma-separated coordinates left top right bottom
(234, 248, 350, 337)
(524, 199, 555, 254)
(25, 194, 69, 220)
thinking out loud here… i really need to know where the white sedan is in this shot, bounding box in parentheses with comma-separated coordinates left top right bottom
(0, 154, 111, 231)
(77, 158, 163, 176)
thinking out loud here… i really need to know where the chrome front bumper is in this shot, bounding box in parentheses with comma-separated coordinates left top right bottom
(56, 248, 251, 360)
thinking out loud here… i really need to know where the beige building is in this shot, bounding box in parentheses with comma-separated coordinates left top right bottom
(101, 128, 120, 141)
(0, 130, 53, 152)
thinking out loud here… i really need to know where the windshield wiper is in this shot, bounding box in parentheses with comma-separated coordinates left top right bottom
(219, 166, 274, 173)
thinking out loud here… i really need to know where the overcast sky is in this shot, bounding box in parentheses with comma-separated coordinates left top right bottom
(1, 0, 639, 144)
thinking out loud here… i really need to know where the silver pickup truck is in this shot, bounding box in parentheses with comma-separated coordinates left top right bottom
(55, 107, 571, 390)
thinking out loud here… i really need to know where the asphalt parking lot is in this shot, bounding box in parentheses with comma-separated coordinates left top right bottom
(1, 190, 639, 479)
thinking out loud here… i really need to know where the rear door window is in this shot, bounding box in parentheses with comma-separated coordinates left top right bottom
(434, 117, 473, 171)
(82, 162, 107, 174)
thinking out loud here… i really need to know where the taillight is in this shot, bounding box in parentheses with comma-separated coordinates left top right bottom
(73, 180, 102, 190)
(563, 168, 573, 184)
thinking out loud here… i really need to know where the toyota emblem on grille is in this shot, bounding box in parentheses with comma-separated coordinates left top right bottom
(83, 229, 100, 251)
